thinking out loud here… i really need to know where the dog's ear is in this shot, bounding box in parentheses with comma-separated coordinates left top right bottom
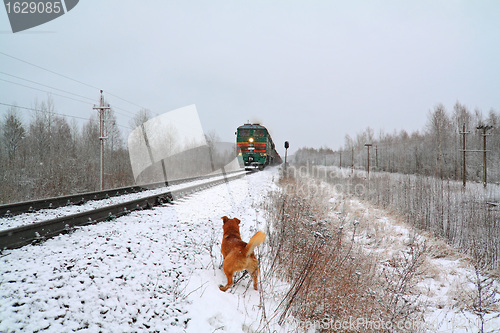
(221, 216, 229, 224)
(234, 218, 241, 225)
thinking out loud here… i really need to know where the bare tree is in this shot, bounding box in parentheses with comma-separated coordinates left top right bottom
(129, 108, 152, 129)
(426, 104, 452, 179)
(1, 106, 25, 162)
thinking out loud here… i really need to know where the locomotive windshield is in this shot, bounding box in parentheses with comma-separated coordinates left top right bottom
(238, 128, 266, 137)
(239, 129, 251, 136)
(253, 129, 265, 137)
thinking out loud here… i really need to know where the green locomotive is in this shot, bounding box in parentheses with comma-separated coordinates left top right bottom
(236, 123, 282, 170)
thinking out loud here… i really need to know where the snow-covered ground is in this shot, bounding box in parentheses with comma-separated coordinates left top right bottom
(1, 167, 499, 332)
(0, 168, 280, 332)
(338, 198, 500, 332)
(0, 171, 246, 231)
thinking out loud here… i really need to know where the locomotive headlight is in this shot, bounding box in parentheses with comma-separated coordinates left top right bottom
(248, 137, 254, 143)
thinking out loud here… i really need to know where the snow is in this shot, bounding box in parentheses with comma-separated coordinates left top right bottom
(327, 182, 500, 332)
(1, 167, 499, 332)
(0, 171, 247, 231)
(0, 168, 278, 332)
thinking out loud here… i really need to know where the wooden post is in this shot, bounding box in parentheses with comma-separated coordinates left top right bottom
(365, 143, 372, 178)
(476, 125, 493, 188)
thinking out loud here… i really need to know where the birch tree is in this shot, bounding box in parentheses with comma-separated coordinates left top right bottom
(1, 106, 25, 162)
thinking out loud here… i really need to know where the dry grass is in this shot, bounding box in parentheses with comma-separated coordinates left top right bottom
(302, 165, 500, 333)
(259, 171, 425, 332)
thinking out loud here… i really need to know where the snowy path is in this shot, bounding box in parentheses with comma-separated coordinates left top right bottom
(330, 189, 500, 332)
(0, 169, 277, 332)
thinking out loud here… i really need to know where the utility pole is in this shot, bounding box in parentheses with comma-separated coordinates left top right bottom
(375, 145, 378, 171)
(93, 90, 110, 190)
(477, 125, 493, 188)
(459, 123, 470, 188)
(364, 143, 372, 178)
(351, 146, 354, 174)
(339, 150, 342, 169)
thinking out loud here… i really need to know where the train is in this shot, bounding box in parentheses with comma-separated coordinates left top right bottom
(236, 123, 282, 170)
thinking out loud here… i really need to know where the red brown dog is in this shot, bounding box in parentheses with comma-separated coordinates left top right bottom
(219, 216, 265, 292)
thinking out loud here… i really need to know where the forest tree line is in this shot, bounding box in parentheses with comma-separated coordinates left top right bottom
(295, 101, 500, 184)
(0, 97, 134, 204)
(0, 98, 235, 204)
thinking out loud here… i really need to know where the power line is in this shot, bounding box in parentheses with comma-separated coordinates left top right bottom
(0, 78, 94, 105)
(0, 76, 138, 121)
(105, 91, 148, 111)
(0, 71, 141, 117)
(103, 102, 137, 118)
(0, 102, 90, 121)
(0, 102, 132, 130)
(0, 51, 99, 90)
(0, 51, 149, 111)
(0, 71, 95, 102)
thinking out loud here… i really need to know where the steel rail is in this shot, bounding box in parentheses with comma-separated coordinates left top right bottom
(0, 171, 243, 217)
(0, 171, 250, 251)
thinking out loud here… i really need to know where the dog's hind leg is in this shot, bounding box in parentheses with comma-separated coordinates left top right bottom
(248, 261, 260, 290)
(219, 266, 234, 292)
(251, 270, 259, 290)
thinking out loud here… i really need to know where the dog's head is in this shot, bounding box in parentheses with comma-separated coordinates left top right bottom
(221, 216, 241, 235)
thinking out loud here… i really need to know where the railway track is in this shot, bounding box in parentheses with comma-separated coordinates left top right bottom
(0, 170, 250, 251)
(0, 172, 243, 218)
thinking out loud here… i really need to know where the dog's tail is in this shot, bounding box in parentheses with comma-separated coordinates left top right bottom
(245, 231, 265, 257)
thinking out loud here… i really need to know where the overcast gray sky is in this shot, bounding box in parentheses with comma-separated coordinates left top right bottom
(2, 1, 500, 154)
